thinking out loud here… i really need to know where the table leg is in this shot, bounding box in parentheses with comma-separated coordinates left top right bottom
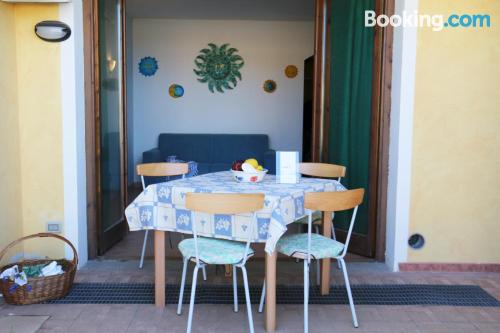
(321, 211, 332, 295)
(265, 251, 277, 332)
(154, 230, 165, 308)
(225, 264, 232, 277)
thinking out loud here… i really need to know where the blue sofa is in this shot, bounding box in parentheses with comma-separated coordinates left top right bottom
(142, 134, 276, 183)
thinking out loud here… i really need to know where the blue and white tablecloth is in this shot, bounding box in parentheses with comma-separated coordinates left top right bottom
(125, 171, 345, 254)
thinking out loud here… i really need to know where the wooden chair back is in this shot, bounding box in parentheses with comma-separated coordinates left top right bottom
(186, 193, 265, 215)
(304, 188, 364, 259)
(136, 162, 189, 177)
(299, 162, 346, 179)
(304, 188, 364, 212)
(186, 193, 265, 267)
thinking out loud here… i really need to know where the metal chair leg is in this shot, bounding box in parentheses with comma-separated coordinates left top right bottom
(258, 279, 266, 313)
(331, 225, 341, 269)
(177, 257, 188, 315)
(139, 230, 148, 269)
(296, 223, 302, 263)
(168, 232, 173, 249)
(314, 225, 321, 285)
(186, 265, 199, 333)
(339, 258, 358, 328)
(202, 266, 207, 281)
(241, 266, 255, 333)
(304, 260, 309, 333)
(233, 265, 239, 312)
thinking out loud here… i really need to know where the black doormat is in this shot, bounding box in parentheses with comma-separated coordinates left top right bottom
(46, 283, 499, 307)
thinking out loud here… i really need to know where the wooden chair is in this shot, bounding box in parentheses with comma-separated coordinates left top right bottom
(259, 189, 364, 332)
(177, 193, 264, 333)
(298, 162, 347, 279)
(136, 163, 189, 269)
(298, 164, 346, 236)
(299, 162, 346, 181)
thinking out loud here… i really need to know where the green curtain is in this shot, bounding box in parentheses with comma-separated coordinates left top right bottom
(328, 0, 374, 234)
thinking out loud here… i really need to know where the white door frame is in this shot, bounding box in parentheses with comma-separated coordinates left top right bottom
(60, 0, 88, 267)
(385, 0, 418, 271)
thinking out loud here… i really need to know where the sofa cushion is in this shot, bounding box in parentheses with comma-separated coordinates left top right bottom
(158, 134, 212, 162)
(210, 134, 268, 164)
(196, 162, 211, 175)
(210, 162, 231, 173)
(147, 133, 275, 178)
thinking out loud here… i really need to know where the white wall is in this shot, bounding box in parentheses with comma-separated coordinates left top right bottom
(131, 19, 313, 176)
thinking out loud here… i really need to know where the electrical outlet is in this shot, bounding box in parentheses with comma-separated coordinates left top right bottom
(46, 222, 62, 233)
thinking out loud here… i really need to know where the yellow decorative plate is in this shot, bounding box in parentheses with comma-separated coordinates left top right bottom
(285, 65, 298, 78)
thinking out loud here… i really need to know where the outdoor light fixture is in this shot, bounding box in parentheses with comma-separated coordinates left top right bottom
(34, 20, 71, 42)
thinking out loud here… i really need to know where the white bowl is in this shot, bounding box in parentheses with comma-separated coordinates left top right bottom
(231, 169, 268, 183)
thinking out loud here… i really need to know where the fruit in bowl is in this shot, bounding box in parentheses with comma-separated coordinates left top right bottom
(231, 160, 245, 171)
(244, 158, 259, 168)
(231, 158, 267, 183)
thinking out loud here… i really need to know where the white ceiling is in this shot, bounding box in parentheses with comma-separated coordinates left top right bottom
(126, 0, 314, 21)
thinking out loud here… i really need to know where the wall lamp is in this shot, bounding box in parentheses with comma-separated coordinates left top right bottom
(35, 20, 71, 42)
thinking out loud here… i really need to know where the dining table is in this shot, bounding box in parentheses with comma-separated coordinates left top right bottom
(125, 170, 345, 332)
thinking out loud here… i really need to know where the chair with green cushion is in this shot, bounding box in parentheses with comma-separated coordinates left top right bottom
(177, 192, 264, 333)
(296, 162, 346, 282)
(259, 189, 364, 333)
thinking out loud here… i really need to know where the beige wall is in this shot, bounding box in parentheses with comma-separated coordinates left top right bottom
(409, 0, 500, 263)
(0, 3, 64, 261)
(0, 2, 22, 262)
(15, 4, 64, 258)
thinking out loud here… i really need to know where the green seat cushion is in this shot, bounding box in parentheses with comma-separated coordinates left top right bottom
(277, 233, 344, 260)
(295, 211, 323, 225)
(178, 237, 254, 265)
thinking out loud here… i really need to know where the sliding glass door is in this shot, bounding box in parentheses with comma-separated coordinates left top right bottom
(96, 0, 128, 254)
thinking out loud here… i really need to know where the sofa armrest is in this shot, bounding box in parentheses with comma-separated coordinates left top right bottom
(264, 149, 276, 175)
(142, 148, 162, 163)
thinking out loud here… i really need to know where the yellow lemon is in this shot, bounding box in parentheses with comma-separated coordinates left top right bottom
(244, 158, 259, 168)
(257, 165, 264, 171)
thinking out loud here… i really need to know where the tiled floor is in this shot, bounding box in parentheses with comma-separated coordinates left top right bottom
(2, 302, 499, 333)
(1, 259, 499, 332)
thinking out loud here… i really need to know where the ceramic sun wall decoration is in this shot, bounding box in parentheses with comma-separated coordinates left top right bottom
(193, 43, 244, 93)
(263, 80, 277, 93)
(169, 84, 184, 98)
(138, 56, 158, 77)
(285, 65, 298, 78)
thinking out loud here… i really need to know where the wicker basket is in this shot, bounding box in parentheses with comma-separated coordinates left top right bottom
(0, 233, 78, 305)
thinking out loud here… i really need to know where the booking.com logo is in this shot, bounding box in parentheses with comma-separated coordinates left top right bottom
(365, 10, 491, 31)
